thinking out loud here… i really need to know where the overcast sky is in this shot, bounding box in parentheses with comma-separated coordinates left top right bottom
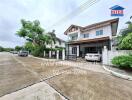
(0, 0, 132, 48)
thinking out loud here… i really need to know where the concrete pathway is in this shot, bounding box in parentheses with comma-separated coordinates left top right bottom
(0, 81, 65, 100)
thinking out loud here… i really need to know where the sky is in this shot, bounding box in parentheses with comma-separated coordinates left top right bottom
(0, 0, 132, 48)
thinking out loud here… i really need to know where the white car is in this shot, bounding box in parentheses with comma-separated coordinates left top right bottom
(85, 53, 101, 61)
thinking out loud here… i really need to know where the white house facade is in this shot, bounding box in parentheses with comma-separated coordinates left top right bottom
(64, 18, 119, 57)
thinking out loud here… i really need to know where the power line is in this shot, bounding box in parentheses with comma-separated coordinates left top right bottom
(47, 0, 101, 30)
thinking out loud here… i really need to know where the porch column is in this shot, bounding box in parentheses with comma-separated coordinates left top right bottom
(62, 49, 65, 60)
(49, 51, 51, 58)
(56, 50, 59, 60)
(77, 45, 79, 57)
(102, 46, 108, 65)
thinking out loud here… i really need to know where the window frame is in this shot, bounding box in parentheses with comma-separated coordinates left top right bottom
(83, 33, 89, 38)
(96, 30, 103, 36)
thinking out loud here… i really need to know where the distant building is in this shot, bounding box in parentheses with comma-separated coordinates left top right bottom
(64, 18, 119, 57)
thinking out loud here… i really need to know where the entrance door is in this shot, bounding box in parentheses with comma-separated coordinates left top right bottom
(72, 47, 77, 55)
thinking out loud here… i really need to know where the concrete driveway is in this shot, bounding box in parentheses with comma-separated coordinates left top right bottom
(0, 52, 132, 100)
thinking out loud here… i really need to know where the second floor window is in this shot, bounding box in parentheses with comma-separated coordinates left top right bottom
(71, 35, 78, 40)
(96, 30, 103, 36)
(83, 33, 89, 38)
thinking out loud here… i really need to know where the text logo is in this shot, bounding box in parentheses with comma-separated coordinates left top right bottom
(110, 5, 125, 16)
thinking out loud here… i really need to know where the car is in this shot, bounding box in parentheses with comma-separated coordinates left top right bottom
(18, 51, 28, 57)
(85, 53, 101, 61)
(12, 51, 18, 54)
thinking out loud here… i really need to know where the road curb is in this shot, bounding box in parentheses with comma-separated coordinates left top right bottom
(102, 65, 132, 81)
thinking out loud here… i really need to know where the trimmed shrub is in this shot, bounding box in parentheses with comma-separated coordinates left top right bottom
(112, 55, 132, 69)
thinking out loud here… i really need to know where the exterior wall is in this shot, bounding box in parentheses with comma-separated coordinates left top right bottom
(67, 25, 112, 41)
(46, 40, 65, 48)
(80, 25, 112, 40)
(102, 47, 132, 65)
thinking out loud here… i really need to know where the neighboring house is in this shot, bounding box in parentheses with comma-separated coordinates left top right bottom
(64, 18, 119, 57)
(46, 37, 65, 49)
(45, 37, 65, 59)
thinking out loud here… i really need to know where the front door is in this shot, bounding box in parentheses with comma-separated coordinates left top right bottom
(72, 47, 77, 55)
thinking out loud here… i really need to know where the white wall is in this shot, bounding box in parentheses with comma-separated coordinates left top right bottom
(102, 48, 132, 65)
(46, 40, 65, 48)
(80, 25, 112, 40)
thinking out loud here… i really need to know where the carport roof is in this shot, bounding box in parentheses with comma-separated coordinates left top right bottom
(67, 36, 110, 45)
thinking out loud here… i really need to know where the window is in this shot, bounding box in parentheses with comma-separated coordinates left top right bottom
(96, 30, 103, 36)
(72, 47, 77, 54)
(71, 35, 78, 40)
(83, 33, 89, 38)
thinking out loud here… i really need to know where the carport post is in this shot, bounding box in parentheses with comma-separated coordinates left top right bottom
(56, 50, 59, 60)
(62, 49, 65, 60)
(43, 51, 45, 57)
(49, 51, 51, 58)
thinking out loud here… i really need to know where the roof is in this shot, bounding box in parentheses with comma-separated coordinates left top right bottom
(68, 36, 109, 45)
(64, 24, 83, 35)
(110, 5, 125, 10)
(56, 37, 66, 42)
(64, 18, 119, 35)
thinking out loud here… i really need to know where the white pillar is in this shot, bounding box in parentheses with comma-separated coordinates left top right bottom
(62, 49, 65, 60)
(43, 51, 45, 57)
(49, 51, 51, 58)
(56, 50, 59, 60)
(77, 45, 79, 57)
(102, 46, 108, 65)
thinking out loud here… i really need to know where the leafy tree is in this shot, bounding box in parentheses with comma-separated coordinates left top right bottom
(16, 19, 57, 57)
(24, 42, 34, 53)
(0, 46, 4, 52)
(4, 48, 14, 52)
(119, 33, 132, 49)
(48, 30, 56, 44)
(120, 16, 132, 36)
(15, 46, 23, 51)
(118, 16, 132, 50)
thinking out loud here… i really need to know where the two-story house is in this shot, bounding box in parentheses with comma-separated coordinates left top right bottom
(64, 18, 119, 57)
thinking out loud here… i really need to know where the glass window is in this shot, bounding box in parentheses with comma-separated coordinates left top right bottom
(71, 35, 78, 40)
(84, 33, 89, 38)
(96, 30, 103, 36)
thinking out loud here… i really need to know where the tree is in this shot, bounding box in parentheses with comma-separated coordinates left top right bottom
(118, 16, 132, 50)
(120, 16, 132, 37)
(47, 30, 57, 49)
(24, 42, 34, 53)
(0, 46, 4, 52)
(119, 33, 132, 49)
(16, 19, 53, 57)
(15, 46, 23, 51)
(16, 19, 45, 45)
